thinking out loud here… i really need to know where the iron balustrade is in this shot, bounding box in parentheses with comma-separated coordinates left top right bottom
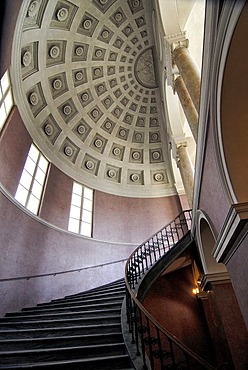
(125, 210, 215, 370)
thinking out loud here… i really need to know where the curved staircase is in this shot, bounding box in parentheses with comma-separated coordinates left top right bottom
(0, 279, 134, 369)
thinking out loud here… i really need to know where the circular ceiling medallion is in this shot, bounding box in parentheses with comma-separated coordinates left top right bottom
(22, 51, 32, 67)
(57, 8, 69, 22)
(131, 173, 140, 182)
(154, 173, 164, 182)
(64, 146, 73, 157)
(77, 125, 86, 135)
(108, 169, 117, 178)
(53, 79, 62, 90)
(29, 92, 39, 106)
(63, 105, 72, 115)
(44, 124, 54, 136)
(86, 160, 95, 170)
(49, 46, 60, 59)
(83, 19, 92, 30)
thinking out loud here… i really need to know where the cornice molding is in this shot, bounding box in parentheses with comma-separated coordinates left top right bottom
(213, 202, 248, 264)
(201, 272, 230, 291)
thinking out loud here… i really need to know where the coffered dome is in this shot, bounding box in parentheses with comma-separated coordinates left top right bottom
(11, 0, 176, 197)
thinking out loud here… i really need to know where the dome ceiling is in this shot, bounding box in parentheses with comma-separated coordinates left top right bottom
(12, 0, 176, 197)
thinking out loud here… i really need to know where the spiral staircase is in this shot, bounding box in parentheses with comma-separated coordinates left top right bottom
(0, 211, 216, 369)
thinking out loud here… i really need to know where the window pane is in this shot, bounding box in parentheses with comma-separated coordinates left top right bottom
(38, 155, 48, 172)
(83, 198, 92, 212)
(1, 70, 10, 95)
(31, 180, 42, 198)
(19, 169, 32, 190)
(35, 167, 46, 185)
(84, 187, 93, 200)
(68, 218, 80, 233)
(25, 156, 36, 175)
(15, 185, 28, 206)
(69, 204, 80, 219)
(71, 193, 81, 206)
(73, 182, 82, 196)
(80, 221, 91, 237)
(0, 103, 7, 129)
(26, 194, 39, 214)
(29, 145, 39, 162)
(82, 209, 92, 223)
(4, 90, 13, 114)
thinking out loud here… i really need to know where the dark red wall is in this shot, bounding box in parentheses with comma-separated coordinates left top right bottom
(142, 265, 215, 364)
(0, 0, 22, 77)
(39, 164, 73, 230)
(0, 107, 32, 195)
(93, 191, 183, 243)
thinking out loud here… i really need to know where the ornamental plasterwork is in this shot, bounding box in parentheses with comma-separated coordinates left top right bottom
(12, 0, 177, 197)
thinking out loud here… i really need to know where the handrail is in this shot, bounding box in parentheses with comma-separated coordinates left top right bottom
(0, 258, 127, 283)
(125, 210, 216, 369)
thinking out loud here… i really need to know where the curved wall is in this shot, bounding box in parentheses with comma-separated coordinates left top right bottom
(0, 190, 135, 316)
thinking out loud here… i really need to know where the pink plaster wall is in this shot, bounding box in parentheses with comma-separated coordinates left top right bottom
(198, 121, 230, 237)
(0, 191, 136, 316)
(93, 191, 183, 244)
(0, 107, 32, 196)
(227, 234, 248, 330)
(39, 164, 73, 230)
(210, 283, 248, 369)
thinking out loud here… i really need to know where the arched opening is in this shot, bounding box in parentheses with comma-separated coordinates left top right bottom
(220, 2, 248, 203)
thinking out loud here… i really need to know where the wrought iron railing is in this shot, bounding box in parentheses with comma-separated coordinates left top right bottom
(125, 210, 215, 370)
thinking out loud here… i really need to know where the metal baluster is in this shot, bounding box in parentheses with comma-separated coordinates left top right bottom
(168, 338, 176, 368)
(139, 309, 148, 370)
(155, 326, 164, 370)
(133, 302, 140, 356)
(146, 316, 154, 370)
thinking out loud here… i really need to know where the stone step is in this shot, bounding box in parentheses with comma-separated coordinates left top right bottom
(21, 300, 123, 313)
(0, 332, 123, 351)
(65, 284, 126, 298)
(0, 322, 122, 339)
(54, 289, 125, 303)
(4, 307, 120, 321)
(0, 354, 133, 369)
(0, 315, 121, 330)
(0, 342, 126, 365)
(36, 295, 124, 308)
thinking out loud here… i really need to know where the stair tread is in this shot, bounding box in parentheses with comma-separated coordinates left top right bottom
(4, 307, 120, 319)
(1, 314, 121, 325)
(0, 342, 125, 355)
(0, 354, 131, 368)
(37, 295, 124, 306)
(21, 300, 123, 312)
(0, 332, 123, 344)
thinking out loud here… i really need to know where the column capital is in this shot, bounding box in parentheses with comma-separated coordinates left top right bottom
(164, 32, 188, 87)
(176, 142, 187, 149)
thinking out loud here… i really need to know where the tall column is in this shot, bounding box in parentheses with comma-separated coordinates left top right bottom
(174, 76, 198, 142)
(176, 144, 194, 207)
(173, 45, 201, 113)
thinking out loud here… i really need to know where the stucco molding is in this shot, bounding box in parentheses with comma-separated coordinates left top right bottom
(200, 272, 231, 291)
(213, 202, 248, 264)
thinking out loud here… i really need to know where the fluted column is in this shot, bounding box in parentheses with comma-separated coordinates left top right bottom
(176, 144, 194, 207)
(174, 76, 198, 141)
(173, 46, 201, 113)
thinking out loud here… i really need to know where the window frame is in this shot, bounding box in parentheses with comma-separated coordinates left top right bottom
(0, 70, 14, 131)
(15, 143, 49, 215)
(68, 182, 93, 237)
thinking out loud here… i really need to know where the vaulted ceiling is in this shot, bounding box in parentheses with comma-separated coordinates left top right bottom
(12, 0, 177, 197)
